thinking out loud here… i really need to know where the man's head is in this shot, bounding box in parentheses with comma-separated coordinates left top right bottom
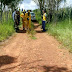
(15, 9, 16, 11)
(44, 9, 46, 13)
(16, 11, 18, 14)
(28, 10, 30, 16)
(22, 9, 25, 13)
(43, 9, 46, 13)
(22, 9, 23, 12)
(28, 10, 30, 13)
(23, 9, 25, 12)
(42, 10, 44, 14)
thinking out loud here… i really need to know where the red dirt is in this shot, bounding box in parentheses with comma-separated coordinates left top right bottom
(0, 22, 72, 72)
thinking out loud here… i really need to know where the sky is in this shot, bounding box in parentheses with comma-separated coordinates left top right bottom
(61, 0, 72, 8)
(19, 0, 38, 10)
(19, 0, 72, 10)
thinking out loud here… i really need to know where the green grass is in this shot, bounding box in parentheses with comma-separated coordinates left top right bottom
(47, 19, 72, 52)
(0, 18, 15, 42)
(31, 36, 37, 40)
(34, 10, 42, 25)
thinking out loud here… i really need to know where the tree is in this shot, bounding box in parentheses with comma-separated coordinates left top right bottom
(33, 0, 64, 22)
(33, 0, 45, 16)
(0, 0, 23, 23)
(8, 0, 23, 13)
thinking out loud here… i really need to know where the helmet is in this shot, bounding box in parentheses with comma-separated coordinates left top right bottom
(28, 10, 30, 12)
(23, 9, 25, 12)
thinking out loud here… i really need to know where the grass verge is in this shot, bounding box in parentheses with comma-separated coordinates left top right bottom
(0, 18, 15, 42)
(47, 19, 72, 52)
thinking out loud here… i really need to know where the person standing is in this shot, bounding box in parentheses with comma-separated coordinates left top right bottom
(25, 10, 31, 30)
(42, 9, 47, 32)
(14, 10, 19, 31)
(20, 10, 26, 30)
(12, 9, 16, 21)
(12, 9, 16, 28)
(17, 11, 20, 26)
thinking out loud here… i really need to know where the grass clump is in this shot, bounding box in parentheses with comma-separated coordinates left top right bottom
(27, 22, 37, 40)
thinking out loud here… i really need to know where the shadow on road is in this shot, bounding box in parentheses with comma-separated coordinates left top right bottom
(0, 58, 72, 72)
(32, 20, 37, 22)
(0, 55, 16, 67)
(16, 21, 46, 34)
(36, 30, 44, 33)
(16, 30, 26, 33)
(34, 24, 41, 29)
(42, 65, 71, 72)
(0, 59, 42, 72)
(29, 65, 71, 72)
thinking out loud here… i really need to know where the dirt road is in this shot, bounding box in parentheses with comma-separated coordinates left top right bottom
(0, 22, 72, 72)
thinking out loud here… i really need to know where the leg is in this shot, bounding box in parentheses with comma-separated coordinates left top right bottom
(42, 21, 43, 29)
(42, 21, 46, 31)
(23, 22, 25, 30)
(27, 21, 29, 30)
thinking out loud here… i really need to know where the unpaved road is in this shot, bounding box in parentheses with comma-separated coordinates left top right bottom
(0, 22, 72, 72)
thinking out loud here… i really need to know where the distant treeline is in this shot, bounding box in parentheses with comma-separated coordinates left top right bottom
(34, 7, 72, 23)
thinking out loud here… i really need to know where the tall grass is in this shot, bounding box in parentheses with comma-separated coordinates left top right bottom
(0, 11, 15, 42)
(47, 19, 72, 52)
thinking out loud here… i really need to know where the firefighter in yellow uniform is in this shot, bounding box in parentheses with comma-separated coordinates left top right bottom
(20, 10, 26, 30)
(25, 10, 31, 30)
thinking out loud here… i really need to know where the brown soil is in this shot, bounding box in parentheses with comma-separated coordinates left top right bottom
(0, 22, 72, 72)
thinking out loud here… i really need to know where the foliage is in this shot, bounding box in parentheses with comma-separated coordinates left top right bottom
(0, 0, 23, 23)
(33, 9, 42, 24)
(33, 0, 67, 22)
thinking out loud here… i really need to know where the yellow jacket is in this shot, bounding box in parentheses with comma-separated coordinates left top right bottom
(43, 13, 46, 21)
(20, 13, 26, 21)
(25, 13, 31, 28)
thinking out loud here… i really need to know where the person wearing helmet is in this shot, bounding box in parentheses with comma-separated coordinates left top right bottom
(25, 10, 31, 30)
(20, 10, 26, 30)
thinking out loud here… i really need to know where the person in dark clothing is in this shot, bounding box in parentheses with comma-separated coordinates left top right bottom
(14, 11, 20, 31)
(17, 11, 20, 26)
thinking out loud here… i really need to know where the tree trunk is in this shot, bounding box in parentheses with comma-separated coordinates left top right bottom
(1, 1, 3, 23)
(39, 2, 43, 22)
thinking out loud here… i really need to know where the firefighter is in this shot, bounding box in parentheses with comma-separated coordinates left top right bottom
(20, 10, 26, 30)
(25, 10, 31, 30)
